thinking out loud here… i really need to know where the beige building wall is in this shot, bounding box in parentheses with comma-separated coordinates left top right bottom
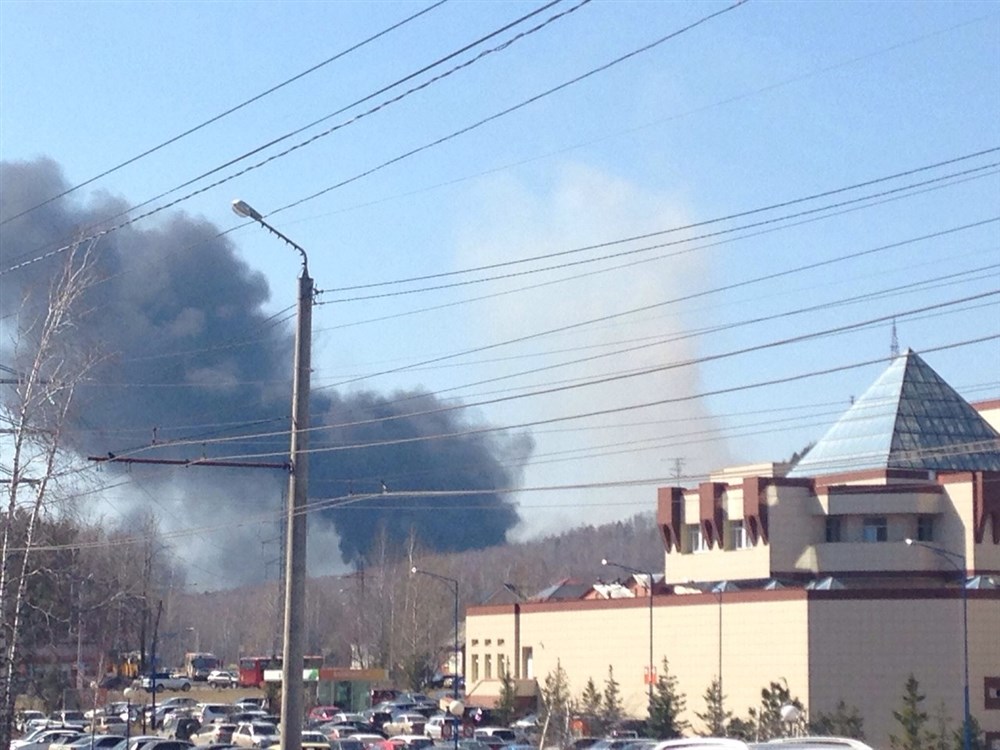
(466, 590, 1000, 749)
(808, 595, 1000, 747)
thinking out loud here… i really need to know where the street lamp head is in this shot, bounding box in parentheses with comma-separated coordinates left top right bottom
(601, 558, 609, 566)
(232, 199, 262, 221)
(411, 566, 418, 575)
(905, 538, 915, 546)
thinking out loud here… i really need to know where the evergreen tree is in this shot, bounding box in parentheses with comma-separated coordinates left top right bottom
(927, 701, 951, 750)
(952, 714, 985, 750)
(810, 700, 865, 740)
(647, 658, 690, 739)
(747, 679, 806, 740)
(540, 661, 574, 748)
(601, 665, 625, 732)
(580, 677, 604, 736)
(494, 670, 517, 727)
(696, 677, 732, 737)
(890, 674, 931, 750)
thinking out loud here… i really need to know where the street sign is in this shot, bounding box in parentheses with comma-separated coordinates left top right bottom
(644, 665, 657, 684)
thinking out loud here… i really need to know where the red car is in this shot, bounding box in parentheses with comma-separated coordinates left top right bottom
(308, 705, 342, 722)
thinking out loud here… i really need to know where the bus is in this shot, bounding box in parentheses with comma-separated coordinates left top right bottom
(238, 654, 323, 688)
(184, 651, 223, 681)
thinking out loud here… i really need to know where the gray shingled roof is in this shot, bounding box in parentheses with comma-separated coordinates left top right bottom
(788, 349, 1000, 477)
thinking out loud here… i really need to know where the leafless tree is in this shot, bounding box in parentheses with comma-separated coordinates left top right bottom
(0, 239, 101, 744)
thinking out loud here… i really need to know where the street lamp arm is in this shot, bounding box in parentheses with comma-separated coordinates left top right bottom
(232, 199, 309, 273)
(411, 566, 459, 588)
(904, 538, 966, 573)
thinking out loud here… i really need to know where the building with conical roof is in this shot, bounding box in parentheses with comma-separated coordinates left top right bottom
(465, 351, 1000, 749)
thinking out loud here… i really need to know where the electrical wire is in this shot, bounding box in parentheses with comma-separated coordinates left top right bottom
(0, 0, 450, 227)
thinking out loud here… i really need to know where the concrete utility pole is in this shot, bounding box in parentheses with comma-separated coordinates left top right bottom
(233, 199, 313, 750)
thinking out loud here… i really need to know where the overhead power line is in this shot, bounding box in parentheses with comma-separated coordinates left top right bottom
(0, 0, 449, 227)
(0, 0, 576, 274)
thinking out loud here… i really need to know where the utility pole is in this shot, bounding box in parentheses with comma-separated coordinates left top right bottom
(233, 199, 312, 750)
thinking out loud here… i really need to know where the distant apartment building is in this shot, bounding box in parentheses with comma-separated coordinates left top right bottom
(465, 350, 1000, 749)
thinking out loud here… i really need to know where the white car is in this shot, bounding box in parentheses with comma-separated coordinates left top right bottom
(232, 721, 280, 748)
(139, 672, 191, 692)
(207, 669, 239, 688)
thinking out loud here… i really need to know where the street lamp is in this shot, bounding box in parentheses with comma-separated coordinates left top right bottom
(411, 567, 460, 750)
(602, 558, 655, 710)
(186, 626, 200, 652)
(233, 199, 313, 750)
(905, 538, 971, 750)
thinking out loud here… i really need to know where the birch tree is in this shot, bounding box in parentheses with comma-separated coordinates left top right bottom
(0, 239, 101, 744)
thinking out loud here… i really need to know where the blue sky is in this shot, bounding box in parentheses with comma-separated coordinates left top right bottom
(1, 1, 998, 580)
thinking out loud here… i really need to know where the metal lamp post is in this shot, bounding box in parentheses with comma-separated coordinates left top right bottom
(411, 567, 460, 750)
(905, 538, 971, 750)
(602, 558, 655, 710)
(233, 199, 313, 750)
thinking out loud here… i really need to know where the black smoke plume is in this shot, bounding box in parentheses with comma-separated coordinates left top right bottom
(0, 158, 532, 582)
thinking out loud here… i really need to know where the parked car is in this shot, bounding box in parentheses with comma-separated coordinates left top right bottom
(309, 706, 343, 723)
(85, 717, 128, 736)
(51, 735, 124, 750)
(16, 711, 48, 733)
(231, 722, 280, 749)
(199, 704, 237, 724)
(207, 670, 239, 688)
(424, 716, 461, 740)
(139, 673, 192, 693)
(12, 729, 83, 750)
(330, 741, 365, 750)
(265, 732, 331, 750)
(346, 735, 389, 750)
(382, 713, 426, 737)
(471, 729, 516, 750)
(386, 737, 434, 750)
(193, 724, 237, 745)
(138, 742, 194, 750)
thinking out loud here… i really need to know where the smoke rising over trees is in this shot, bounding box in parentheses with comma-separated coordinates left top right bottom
(0, 158, 532, 585)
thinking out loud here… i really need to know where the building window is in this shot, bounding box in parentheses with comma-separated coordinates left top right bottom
(917, 515, 935, 542)
(484, 639, 492, 646)
(497, 638, 504, 645)
(687, 524, 708, 553)
(730, 520, 749, 549)
(863, 516, 888, 543)
(825, 517, 842, 543)
(484, 654, 492, 680)
(522, 647, 533, 679)
(471, 654, 479, 682)
(498, 654, 506, 678)
(471, 639, 479, 646)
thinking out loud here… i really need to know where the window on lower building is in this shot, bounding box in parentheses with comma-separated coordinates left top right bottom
(522, 646, 533, 679)
(687, 524, 708, 553)
(484, 654, 492, 680)
(498, 653, 506, 678)
(863, 516, 888, 542)
(471, 654, 479, 682)
(825, 517, 842, 543)
(917, 515, 935, 542)
(729, 520, 749, 549)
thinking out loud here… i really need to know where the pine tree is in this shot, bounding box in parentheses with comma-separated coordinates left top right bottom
(695, 677, 732, 737)
(810, 700, 865, 740)
(647, 658, 690, 739)
(890, 674, 931, 750)
(952, 714, 985, 750)
(601, 665, 625, 732)
(580, 677, 603, 736)
(747, 679, 806, 740)
(495, 669, 518, 727)
(540, 660, 574, 748)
